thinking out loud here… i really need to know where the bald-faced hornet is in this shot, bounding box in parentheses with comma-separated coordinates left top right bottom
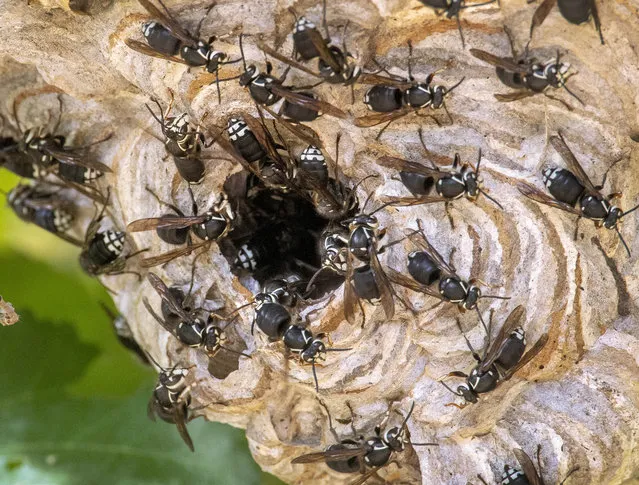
(341, 195, 412, 326)
(6, 182, 82, 246)
(220, 35, 348, 123)
(292, 401, 437, 482)
(253, 2, 362, 93)
(385, 220, 509, 329)
(256, 305, 350, 392)
(353, 42, 463, 140)
(230, 276, 349, 390)
(231, 275, 306, 335)
(143, 272, 249, 363)
(378, 129, 502, 226)
(304, 226, 350, 298)
(470, 45, 583, 109)
(145, 353, 197, 451)
(287, 0, 362, 86)
(517, 132, 638, 256)
(127, 187, 234, 267)
(296, 136, 359, 222)
(223, 114, 355, 223)
(493, 445, 580, 485)
(355, 66, 464, 140)
(438, 306, 548, 408)
(530, 0, 604, 45)
(1, 97, 112, 202)
(222, 113, 300, 193)
(125, 0, 238, 102)
(145, 93, 206, 185)
(418, 0, 499, 48)
(79, 191, 147, 278)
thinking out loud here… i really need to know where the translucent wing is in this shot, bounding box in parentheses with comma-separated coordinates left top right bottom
(61, 180, 108, 204)
(38, 140, 112, 173)
(516, 181, 581, 215)
(214, 133, 261, 174)
(292, 446, 367, 464)
(127, 214, 205, 232)
(142, 297, 176, 335)
(513, 448, 545, 485)
(479, 305, 525, 372)
(20, 196, 70, 211)
(173, 402, 195, 452)
(305, 28, 342, 74)
(385, 267, 443, 299)
(470, 49, 530, 73)
(137, 0, 195, 44)
(408, 231, 457, 276)
(343, 251, 360, 325)
(501, 333, 548, 381)
(269, 84, 349, 119)
(304, 176, 350, 221)
(357, 72, 413, 88)
(147, 272, 192, 322)
(549, 133, 596, 192)
(257, 40, 321, 78)
(141, 241, 210, 268)
(238, 111, 290, 171)
(369, 244, 395, 320)
(381, 195, 449, 207)
(354, 109, 411, 128)
(377, 156, 441, 178)
(125, 39, 189, 64)
(530, 0, 557, 34)
(268, 111, 322, 147)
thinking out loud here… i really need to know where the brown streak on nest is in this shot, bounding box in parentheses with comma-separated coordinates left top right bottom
(108, 13, 148, 50)
(592, 236, 632, 317)
(186, 64, 242, 102)
(316, 294, 347, 333)
(573, 253, 586, 363)
(376, 17, 503, 56)
(13, 85, 65, 111)
(337, 350, 385, 392)
(466, 224, 483, 278)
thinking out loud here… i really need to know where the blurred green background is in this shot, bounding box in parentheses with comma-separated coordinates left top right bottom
(0, 171, 283, 485)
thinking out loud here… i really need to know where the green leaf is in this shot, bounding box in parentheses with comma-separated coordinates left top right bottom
(0, 251, 150, 398)
(0, 171, 283, 485)
(0, 310, 275, 485)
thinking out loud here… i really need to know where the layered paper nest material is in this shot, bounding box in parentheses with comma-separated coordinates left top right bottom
(2, 0, 639, 483)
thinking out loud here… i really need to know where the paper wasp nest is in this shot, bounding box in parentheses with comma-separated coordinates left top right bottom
(2, 0, 639, 483)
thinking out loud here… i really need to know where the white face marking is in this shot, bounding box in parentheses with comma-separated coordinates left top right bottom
(208, 50, 224, 62)
(512, 327, 526, 343)
(301, 146, 324, 162)
(237, 246, 256, 270)
(294, 17, 316, 33)
(84, 168, 101, 182)
(103, 231, 125, 255)
(142, 21, 157, 37)
(501, 465, 525, 483)
(53, 210, 73, 231)
(227, 120, 248, 140)
(542, 167, 559, 187)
